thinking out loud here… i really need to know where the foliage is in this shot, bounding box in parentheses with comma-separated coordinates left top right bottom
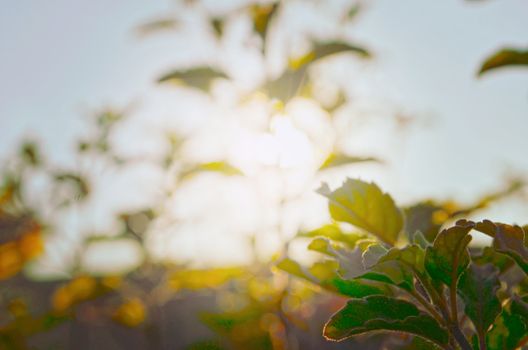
(478, 48, 528, 76)
(1, 0, 527, 349)
(280, 178, 528, 350)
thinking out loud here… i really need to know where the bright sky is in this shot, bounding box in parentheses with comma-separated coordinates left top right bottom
(1, 0, 528, 272)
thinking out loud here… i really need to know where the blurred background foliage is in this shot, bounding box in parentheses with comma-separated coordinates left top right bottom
(1, 0, 527, 349)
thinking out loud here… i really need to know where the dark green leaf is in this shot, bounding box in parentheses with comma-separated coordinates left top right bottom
(323, 296, 448, 347)
(511, 294, 528, 322)
(318, 179, 404, 245)
(458, 263, 502, 341)
(424, 220, 473, 286)
(486, 309, 527, 350)
(478, 48, 528, 76)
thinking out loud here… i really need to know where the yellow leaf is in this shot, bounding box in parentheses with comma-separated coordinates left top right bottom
(113, 298, 146, 327)
(18, 229, 44, 261)
(0, 242, 23, 280)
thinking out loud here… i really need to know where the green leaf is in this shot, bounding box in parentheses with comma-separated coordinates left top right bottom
(318, 179, 404, 245)
(298, 224, 365, 249)
(308, 237, 366, 279)
(486, 309, 527, 350)
(361, 243, 389, 269)
(424, 220, 474, 286)
(312, 41, 370, 61)
(181, 162, 243, 180)
(276, 258, 384, 298)
(458, 263, 502, 342)
(411, 231, 431, 250)
(402, 336, 443, 350)
(478, 48, 528, 76)
(323, 296, 448, 347)
(404, 202, 445, 242)
(361, 245, 425, 291)
(158, 67, 228, 91)
(472, 246, 514, 273)
(20, 141, 41, 167)
(475, 220, 528, 275)
(290, 41, 370, 70)
(319, 152, 378, 170)
(511, 295, 528, 323)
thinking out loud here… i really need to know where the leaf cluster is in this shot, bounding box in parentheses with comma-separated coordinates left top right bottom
(280, 178, 528, 350)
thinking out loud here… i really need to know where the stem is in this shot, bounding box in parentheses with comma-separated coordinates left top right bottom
(478, 330, 487, 350)
(449, 278, 459, 324)
(449, 277, 472, 350)
(410, 290, 446, 327)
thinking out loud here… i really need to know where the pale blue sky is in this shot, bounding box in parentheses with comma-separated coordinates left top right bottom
(1, 0, 528, 267)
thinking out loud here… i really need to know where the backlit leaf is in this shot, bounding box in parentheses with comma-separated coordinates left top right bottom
(113, 298, 146, 328)
(158, 67, 228, 91)
(169, 267, 245, 291)
(181, 162, 243, 180)
(319, 152, 378, 170)
(298, 224, 365, 249)
(308, 237, 366, 279)
(290, 41, 370, 70)
(261, 67, 307, 103)
(424, 220, 474, 286)
(323, 295, 448, 347)
(318, 179, 404, 245)
(361, 245, 425, 291)
(276, 258, 384, 298)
